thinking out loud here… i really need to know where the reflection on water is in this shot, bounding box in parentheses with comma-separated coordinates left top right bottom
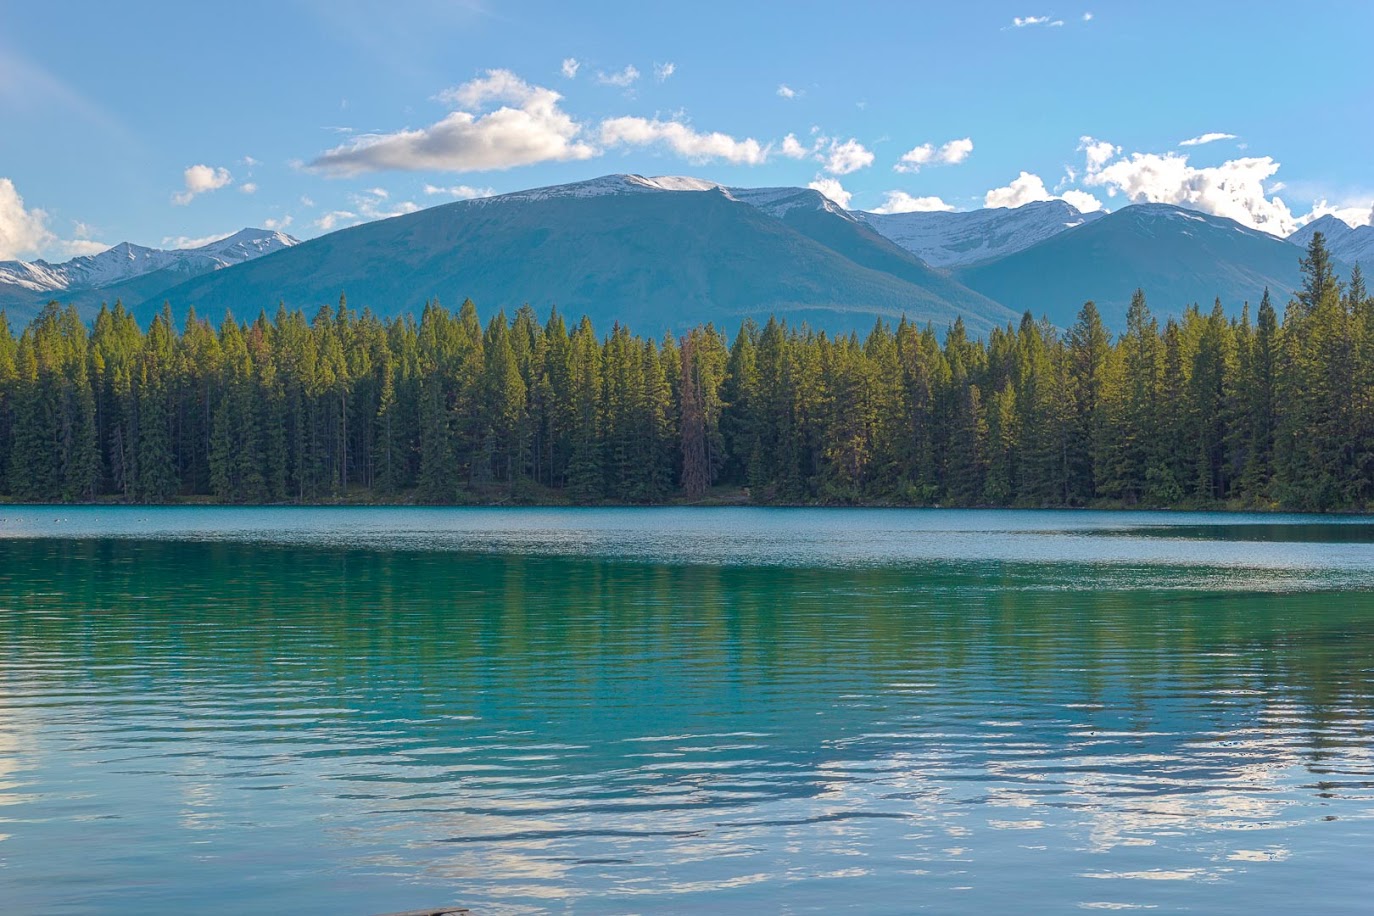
(0, 508, 1372, 914)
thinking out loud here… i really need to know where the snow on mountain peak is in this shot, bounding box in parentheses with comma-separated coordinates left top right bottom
(857, 198, 1103, 268)
(1288, 213, 1374, 265)
(479, 174, 728, 205)
(0, 228, 299, 294)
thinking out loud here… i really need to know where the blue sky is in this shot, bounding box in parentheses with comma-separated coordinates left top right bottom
(2, 0, 1372, 261)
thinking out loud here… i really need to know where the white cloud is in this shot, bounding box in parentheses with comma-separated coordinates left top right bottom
(0, 177, 53, 259)
(1083, 12, 1094, 21)
(263, 215, 293, 231)
(58, 239, 109, 257)
(1078, 138, 1300, 234)
(780, 133, 809, 159)
(1079, 136, 1119, 173)
(310, 70, 596, 175)
(162, 231, 234, 250)
(1300, 200, 1374, 229)
(300, 195, 316, 208)
(240, 182, 259, 194)
(0, 177, 107, 261)
(423, 183, 496, 199)
(985, 171, 1055, 208)
(561, 57, 580, 79)
(599, 116, 769, 164)
(654, 62, 675, 82)
(870, 191, 955, 214)
(983, 171, 1102, 212)
(314, 210, 357, 232)
(808, 176, 852, 209)
(242, 155, 261, 167)
(173, 164, 232, 205)
(596, 65, 640, 88)
(312, 189, 422, 232)
(1013, 15, 1051, 26)
(1179, 132, 1238, 147)
(894, 137, 973, 173)
(821, 138, 874, 175)
(1060, 189, 1104, 213)
(777, 84, 797, 99)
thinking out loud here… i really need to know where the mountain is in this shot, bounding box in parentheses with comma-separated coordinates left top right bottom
(955, 203, 1342, 328)
(0, 229, 299, 322)
(140, 175, 1019, 335)
(855, 199, 1105, 268)
(1288, 214, 1374, 268)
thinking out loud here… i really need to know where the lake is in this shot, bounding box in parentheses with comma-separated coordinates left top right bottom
(1, 507, 1372, 914)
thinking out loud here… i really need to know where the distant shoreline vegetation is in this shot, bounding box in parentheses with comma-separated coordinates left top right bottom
(0, 234, 1368, 512)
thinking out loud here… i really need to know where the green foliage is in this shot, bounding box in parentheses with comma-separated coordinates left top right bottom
(2, 234, 1372, 510)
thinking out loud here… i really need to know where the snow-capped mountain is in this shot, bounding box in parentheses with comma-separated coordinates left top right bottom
(1288, 214, 1374, 267)
(484, 173, 855, 220)
(137, 173, 1016, 335)
(956, 202, 1340, 328)
(0, 228, 298, 294)
(3, 174, 1345, 335)
(855, 199, 1105, 268)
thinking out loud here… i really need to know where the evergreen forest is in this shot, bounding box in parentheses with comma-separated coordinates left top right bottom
(0, 233, 1369, 512)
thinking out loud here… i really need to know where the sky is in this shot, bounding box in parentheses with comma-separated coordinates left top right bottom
(2, 0, 1372, 262)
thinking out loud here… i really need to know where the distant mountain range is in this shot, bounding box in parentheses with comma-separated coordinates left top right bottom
(855, 199, 1104, 268)
(954, 204, 1346, 327)
(104, 175, 1019, 335)
(2, 174, 1366, 334)
(1288, 214, 1374, 269)
(0, 229, 298, 322)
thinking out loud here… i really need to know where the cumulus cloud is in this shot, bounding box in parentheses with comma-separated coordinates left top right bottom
(894, 137, 973, 173)
(0, 177, 54, 259)
(173, 164, 232, 205)
(240, 182, 258, 194)
(1079, 136, 1119, 173)
(654, 62, 675, 82)
(984, 170, 1103, 212)
(0, 178, 106, 260)
(1011, 15, 1063, 27)
(808, 176, 851, 209)
(561, 57, 580, 79)
(780, 133, 809, 159)
(820, 138, 874, 175)
(310, 70, 596, 175)
(263, 215, 293, 231)
(1299, 200, 1374, 229)
(985, 171, 1054, 208)
(870, 191, 955, 214)
(1078, 137, 1299, 234)
(1060, 189, 1104, 213)
(777, 84, 797, 99)
(1179, 132, 1238, 147)
(423, 183, 496, 199)
(596, 65, 640, 88)
(599, 117, 769, 164)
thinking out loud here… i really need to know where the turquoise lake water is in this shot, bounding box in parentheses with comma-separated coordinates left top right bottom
(1, 507, 1372, 913)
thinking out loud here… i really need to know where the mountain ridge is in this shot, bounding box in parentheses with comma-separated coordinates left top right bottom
(856, 199, 1105, 268)
(0, 228, 299, 322)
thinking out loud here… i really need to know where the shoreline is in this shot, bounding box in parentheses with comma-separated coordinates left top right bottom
(1, 494, 1370, 517)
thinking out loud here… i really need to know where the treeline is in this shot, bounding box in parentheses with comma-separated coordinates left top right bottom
(0, 234, 1368, 510)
